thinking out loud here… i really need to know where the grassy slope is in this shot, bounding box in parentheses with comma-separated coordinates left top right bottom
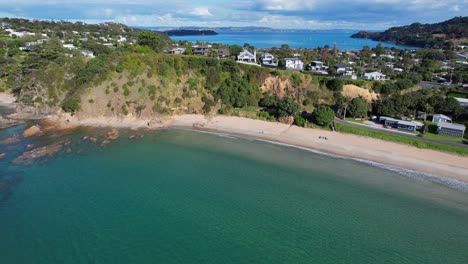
(335, 122, 468, 155)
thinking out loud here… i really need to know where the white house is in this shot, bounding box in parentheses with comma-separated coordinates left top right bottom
(63, 44, 77, 50)
(5, 29, 35, 38)
(310, 61, 327, 71)
(432, 114, 452, 123)
(237, 50, 257, 64)
(81, 50, 95, 58)
(285, 58, 304, 71)
(170, 47, 185, 55)
(453, 97, 468, 108)
(335, 64, 354, 76)
(364, 71, 386, 81)
(261, 53, 278, 67)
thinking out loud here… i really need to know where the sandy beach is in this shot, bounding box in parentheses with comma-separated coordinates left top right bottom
(172, 115, 468, 183)
(14, 112, 468, 183)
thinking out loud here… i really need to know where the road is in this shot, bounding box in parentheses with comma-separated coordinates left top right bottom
(334, 118, 468, 149)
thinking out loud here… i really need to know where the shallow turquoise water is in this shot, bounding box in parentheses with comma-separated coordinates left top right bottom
(0, 127, 467, 263)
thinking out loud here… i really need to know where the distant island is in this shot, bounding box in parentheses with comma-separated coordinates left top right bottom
(351, 16, 468, 48)
(165, 29, 218, 36)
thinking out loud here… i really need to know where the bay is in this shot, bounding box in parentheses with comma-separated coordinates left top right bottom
(0, 127, 467, 263)
(170, 30, 417, 50)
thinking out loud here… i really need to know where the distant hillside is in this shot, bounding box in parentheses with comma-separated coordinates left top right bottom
(165, 29, 217, 36)
(351, 17, 468, 48)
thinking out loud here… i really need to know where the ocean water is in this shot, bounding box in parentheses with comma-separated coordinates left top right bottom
(0, 125, 467, 264)
(170, 31, 417, 50)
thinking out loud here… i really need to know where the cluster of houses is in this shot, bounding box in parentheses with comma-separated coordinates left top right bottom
(379, 114, 466, 138)
(2, 23, 136, 59)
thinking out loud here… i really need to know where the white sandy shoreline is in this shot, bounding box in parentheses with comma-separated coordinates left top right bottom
(170, 115, 468, 183)
(22, 113, 468, 184)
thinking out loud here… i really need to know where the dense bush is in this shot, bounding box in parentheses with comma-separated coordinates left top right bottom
(312, 105, 335, 126)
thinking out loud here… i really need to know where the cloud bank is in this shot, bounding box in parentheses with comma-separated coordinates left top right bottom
(0, 0, 466, 29)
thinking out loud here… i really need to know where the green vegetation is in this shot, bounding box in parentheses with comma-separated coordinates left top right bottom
(348, 97, 370, 118)
(312, 105, 335, 127)
(351, 16, 468, 48)
(335, 123, 468, 155)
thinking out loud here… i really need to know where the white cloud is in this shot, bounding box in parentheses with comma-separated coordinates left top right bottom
(259, 0, 317, 11)
(450, 5, 460, 11)
(189, 7, 212, 17)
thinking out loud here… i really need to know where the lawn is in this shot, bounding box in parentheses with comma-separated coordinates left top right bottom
(345, 118, 365, 124)
(334, 122, 468, 156)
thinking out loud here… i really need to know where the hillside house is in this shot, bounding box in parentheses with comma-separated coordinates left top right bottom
(285, 58, 304, 71)
(170, 47, 185, 55)
(453, 97, 468, 108)
(193, 44, 212, 56)
(364, 71, 386, 81)
(437, 122, 466, 138)
(261, 53, 278, 67)
(310, 61, 327, 71)
(334, 64, 354, 76)
(217, 48, 230, 58)
(432, 114, 452, 123)
(237, 50, 257, 64)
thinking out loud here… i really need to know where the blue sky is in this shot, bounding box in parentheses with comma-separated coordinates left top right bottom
(0, 0, 467, 29)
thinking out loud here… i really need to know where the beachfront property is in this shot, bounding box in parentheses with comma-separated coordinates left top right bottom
(285, 58, 304, 71)
(453, 97, 468, 108)
(193, 44, 212, 56)
(364, 71, 386, 81)
(437, 122, 466, 138)
(261, 53, 279, 68)
(432, 114, 452, 123)
(237, 50, 257, 64)
(380, 117, 423, 132)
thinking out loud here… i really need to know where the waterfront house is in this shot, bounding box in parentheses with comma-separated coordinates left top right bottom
(261, 53, 278, 68)
(364, 71, 386, 81)
(237, 50, 257, 64)
(437, 122, 466, 138)
(453, 97, 468, 108)
(285, 58, 304, 71)
(397, 120, 418, 132)
(432, 114, 452, 123)
(380, 117, 423, 132)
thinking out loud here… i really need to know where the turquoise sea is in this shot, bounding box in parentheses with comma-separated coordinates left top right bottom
(0, 124, 468, 264)
(170, 30, 417, 50)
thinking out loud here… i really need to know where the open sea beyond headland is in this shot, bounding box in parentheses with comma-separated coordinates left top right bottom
(169, 30, 417, 50)
(0, 123, 467, 264)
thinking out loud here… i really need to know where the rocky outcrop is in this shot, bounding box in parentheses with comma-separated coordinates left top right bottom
(22, 125, 42, 138)
(0, 135, 20, 145)
(12, 140, 71, 165)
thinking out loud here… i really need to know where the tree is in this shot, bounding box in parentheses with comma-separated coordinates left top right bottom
(312, 105, 335, 127)
(277, 97, 300, 116)
(137, 31, 167, 53)
(326, 78, 343, 92)
(348, 96, 369, 118)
